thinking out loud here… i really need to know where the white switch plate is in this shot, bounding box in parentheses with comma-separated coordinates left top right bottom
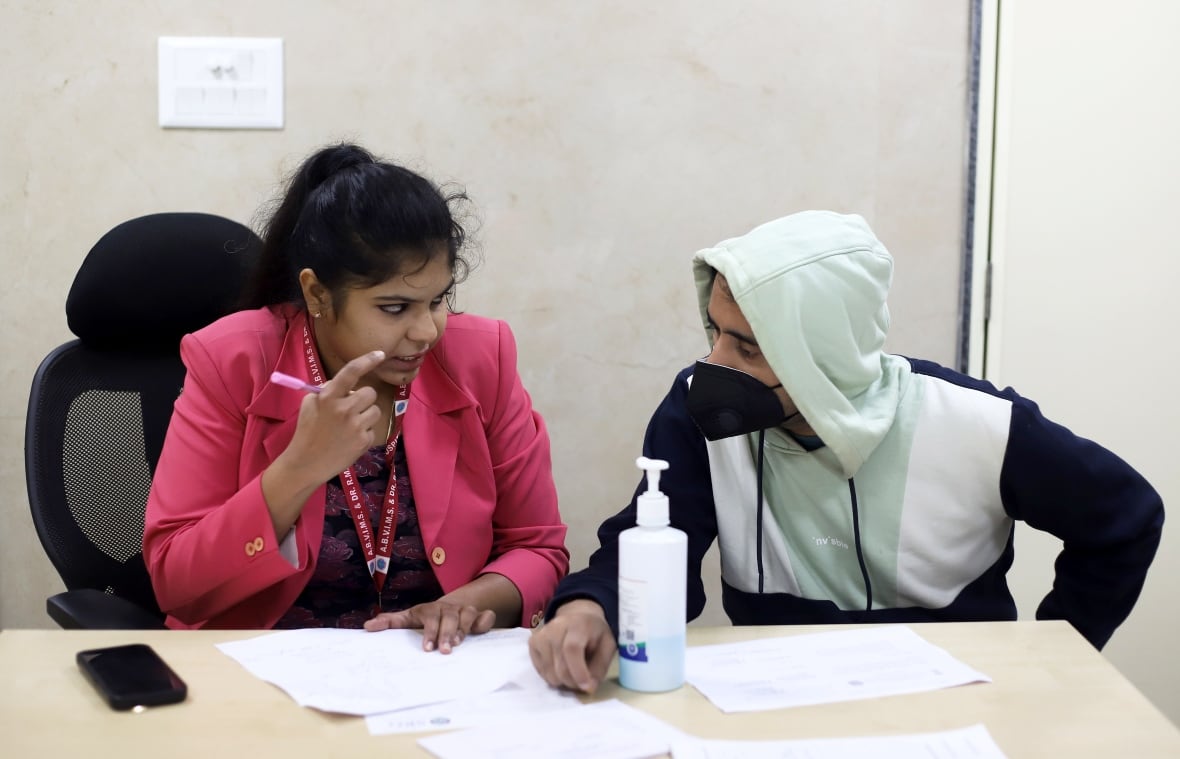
(158, 36, 284, 129)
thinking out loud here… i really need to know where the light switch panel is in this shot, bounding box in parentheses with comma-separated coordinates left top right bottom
(158, 37, 284, 129)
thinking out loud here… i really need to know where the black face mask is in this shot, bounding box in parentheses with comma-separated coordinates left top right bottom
(685, 360, 797, 441)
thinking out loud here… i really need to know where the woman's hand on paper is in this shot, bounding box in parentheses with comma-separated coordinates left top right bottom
(364, 599, 496, 654)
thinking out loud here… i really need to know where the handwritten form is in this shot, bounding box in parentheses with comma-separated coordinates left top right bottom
(417, 699, 688, 759)
(366, 666, 581, 735)
(415, 700, 1006, 759)
(673, 724, 1006, 759)
(216, 627, 534, 715)
(685, 626, 991, 713)
(217, 625, 1002, 757)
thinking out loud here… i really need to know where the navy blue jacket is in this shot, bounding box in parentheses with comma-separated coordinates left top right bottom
(549, 361, 1163, 649)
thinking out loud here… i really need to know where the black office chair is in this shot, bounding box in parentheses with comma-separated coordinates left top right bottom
(25, 212, 261, 629)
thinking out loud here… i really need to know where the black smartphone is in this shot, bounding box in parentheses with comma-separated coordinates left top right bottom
(76, 643, 188, 710)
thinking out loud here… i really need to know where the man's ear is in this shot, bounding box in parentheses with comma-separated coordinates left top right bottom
(298, 268, 331, 318)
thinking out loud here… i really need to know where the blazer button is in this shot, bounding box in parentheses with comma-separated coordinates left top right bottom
(530, 611, 544, 628)
(245, 537, 264, 557)
(431, 546, 446, 565)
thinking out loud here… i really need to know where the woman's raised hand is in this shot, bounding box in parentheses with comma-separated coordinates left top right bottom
(261, 350, 388, 537)
(286, 350, 387, 483)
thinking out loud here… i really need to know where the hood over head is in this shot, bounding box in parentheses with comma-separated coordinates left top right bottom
(692, 210, 906, 477)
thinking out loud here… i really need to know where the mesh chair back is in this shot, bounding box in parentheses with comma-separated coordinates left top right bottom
(25, 212, 261, 621)
(26, 344, 185, 615)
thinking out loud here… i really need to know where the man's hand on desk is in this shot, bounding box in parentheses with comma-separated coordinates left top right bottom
(363, 600, 496, 654)
(528, 599, 616, 694)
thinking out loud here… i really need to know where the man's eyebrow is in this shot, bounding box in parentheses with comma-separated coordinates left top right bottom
(706, 309, 759, 347)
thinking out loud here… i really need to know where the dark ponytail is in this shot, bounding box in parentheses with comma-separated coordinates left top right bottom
(240, 143, 472, 309)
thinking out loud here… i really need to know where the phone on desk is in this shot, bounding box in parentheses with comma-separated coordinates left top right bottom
(76, 643, 187, 710)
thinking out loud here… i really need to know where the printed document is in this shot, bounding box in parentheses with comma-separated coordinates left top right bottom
(216, 627, 534, 715)
(418, 699, 688, 759)
(366, 666, 581, 735)
(415, 698, 1006, 759)
(672, 724, 1006, 759)
(685, 625, 990, 713)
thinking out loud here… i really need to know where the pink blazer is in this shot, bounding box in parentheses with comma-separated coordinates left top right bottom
(143, 305, 569, 629)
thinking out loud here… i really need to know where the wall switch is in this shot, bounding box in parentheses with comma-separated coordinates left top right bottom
(158, 37, 283, 129)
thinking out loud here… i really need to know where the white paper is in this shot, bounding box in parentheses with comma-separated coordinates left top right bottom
(216, 627, 533, 715)
(685, 626, 990, 713)
(365, 669, 581, 735)
(672, 724, 1006, 759)
(418, 699, 688, 759)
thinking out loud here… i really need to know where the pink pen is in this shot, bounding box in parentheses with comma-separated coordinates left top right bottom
(270, 371, 323, 394)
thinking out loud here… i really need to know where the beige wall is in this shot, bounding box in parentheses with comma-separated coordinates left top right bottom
(0, 1, 969, 630)
(983, 0, 1180, 725)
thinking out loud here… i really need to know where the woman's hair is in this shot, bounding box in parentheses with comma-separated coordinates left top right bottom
(240, 142, 473, 309)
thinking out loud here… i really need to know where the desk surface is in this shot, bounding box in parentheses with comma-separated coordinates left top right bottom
(2, 621, 1177, 757)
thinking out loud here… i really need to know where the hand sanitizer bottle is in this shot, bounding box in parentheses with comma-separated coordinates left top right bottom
(618, 456, 687, 692)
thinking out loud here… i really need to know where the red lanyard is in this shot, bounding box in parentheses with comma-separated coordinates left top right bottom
(302, 324, 409, 600)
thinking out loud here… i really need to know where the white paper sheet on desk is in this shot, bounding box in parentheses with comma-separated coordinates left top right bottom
(365, 666, 581, 735)
(418, 699, 689, 759)
(671, 723, 1006, 759)
(685, 625, 990, 713)
(216, 627, 533, 715)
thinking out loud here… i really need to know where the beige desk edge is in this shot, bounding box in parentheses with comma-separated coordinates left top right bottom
(3, 621, 1177, 758)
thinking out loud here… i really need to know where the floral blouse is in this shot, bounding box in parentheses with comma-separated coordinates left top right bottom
(274, 440, 443, 628)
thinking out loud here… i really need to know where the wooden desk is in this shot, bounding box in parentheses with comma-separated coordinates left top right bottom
(3, 621, 1177, 757)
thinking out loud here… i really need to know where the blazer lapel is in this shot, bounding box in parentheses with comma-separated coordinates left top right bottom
(245, 309, 325, 555)
(250, 341, 306, 461)
(404, 351, 473, 553)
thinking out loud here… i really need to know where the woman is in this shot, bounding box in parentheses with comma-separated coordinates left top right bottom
(143, 143, 568, 651)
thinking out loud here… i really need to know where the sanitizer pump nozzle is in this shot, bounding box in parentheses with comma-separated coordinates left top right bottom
(635, 457, 670, 527)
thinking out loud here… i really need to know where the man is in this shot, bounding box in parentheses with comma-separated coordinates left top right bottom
(529, 210, 1164, 693)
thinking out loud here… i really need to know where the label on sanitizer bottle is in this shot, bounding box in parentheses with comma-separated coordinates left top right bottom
(613, 578, 651, 661)
(618, 576, 648, 662)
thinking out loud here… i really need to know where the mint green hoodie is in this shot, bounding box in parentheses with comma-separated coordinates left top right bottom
(692, 211, 910, 479)
(692, 211, 922, 607)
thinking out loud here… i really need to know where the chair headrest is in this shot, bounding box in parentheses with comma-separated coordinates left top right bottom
(66, 212, 262, 350)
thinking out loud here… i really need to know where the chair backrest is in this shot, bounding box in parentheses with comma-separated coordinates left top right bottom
(26, 212, 261, 618)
